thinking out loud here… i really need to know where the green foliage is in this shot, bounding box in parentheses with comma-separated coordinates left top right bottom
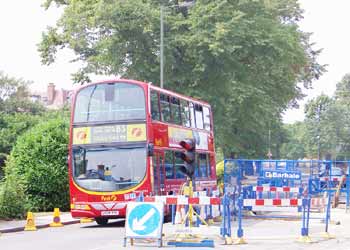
(216, 160, 224, 184)
(0, 175, 27, 219)
(0, 71, 45, 115)
(280, 122, 306, 159)
(0, 113, 42, 173)
(281, 72, 350, 160)
(40, 0, 324, 157)
(0, 71, 29, 101)
(304, 95, 337, 159)
(5, 117, 70, 212)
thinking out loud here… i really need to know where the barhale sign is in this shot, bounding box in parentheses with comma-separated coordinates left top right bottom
(263, 170, 301, 180)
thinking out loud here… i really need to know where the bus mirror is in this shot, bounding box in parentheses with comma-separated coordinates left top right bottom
(148, 143, 154, 156)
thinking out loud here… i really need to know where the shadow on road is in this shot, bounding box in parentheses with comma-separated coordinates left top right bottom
(81, 219, 125, 229)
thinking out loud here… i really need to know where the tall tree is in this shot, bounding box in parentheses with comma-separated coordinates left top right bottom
(304, 95, 337, 159)
(333, 74, 350, 159)
(0, 72, 45, 177)
(39, 0, 324, 157)
(280, 122, 306, 159)
(0, 71, 44, 114)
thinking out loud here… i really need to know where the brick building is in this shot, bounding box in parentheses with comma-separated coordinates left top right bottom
(30, 83, 73, 109)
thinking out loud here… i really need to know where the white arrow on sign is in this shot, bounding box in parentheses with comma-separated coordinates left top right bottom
(132, 207, 156, 231)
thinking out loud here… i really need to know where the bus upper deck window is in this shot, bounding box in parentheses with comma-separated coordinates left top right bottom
(203, 106, 211, 131)
(151, 91, 160, 120)
(194, 104, 204, 129)
(160, 94, 171, 123)
(180, 99, 191, 127)
(170, 97, 181, 125)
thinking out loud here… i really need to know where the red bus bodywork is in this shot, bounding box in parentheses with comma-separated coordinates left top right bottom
(69, 79, 216, 222)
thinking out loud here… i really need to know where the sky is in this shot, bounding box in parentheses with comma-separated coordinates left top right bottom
(0, 1, 349, 123)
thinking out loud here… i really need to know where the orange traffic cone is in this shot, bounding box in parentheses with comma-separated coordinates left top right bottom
(80, 217, 94, 223)
(50, 208, 63, 227)
(24, 212, 37, 231)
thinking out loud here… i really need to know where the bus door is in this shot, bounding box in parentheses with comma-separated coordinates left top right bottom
(153, 151, 166, 195)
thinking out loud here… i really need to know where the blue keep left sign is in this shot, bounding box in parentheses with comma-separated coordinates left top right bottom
(125, 202, 164, 238)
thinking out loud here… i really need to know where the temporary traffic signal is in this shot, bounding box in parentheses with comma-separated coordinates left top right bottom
(178, 139, 196, 179)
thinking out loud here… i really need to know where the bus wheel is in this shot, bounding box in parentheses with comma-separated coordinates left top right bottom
(164, 214, 172, 223)
(95, 217, 109, 225)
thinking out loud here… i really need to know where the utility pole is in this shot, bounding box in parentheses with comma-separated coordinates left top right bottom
(267, 129, 272, 159)
(317, 104, 322, 160)
(159, 1, 195, 89)
(160, 5, 164, 89)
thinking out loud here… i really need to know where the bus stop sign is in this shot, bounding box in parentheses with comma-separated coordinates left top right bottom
(125, 202, 164, 238)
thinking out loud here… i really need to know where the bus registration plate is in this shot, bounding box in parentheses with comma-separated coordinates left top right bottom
(101, 211, 119, 216)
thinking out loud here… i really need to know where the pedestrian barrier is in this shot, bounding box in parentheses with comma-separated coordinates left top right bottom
(144, 195, 221, 225)
(234, 192, 310, 244)
(144, 196, 221, 205)
(223, 159, 339, 244)
(142, 189, 221, 247)
(310, 196, 327, 212)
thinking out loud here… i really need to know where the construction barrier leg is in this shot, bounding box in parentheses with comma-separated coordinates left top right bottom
(195, 207, 201, 227)
(347, 187, 350, 213)
(323, 191, 335, 239)
(220, 194, 231, 240)
(171, 204, 175, 225)
(298, 198, 312, 243)
(234, 196, 246, 244)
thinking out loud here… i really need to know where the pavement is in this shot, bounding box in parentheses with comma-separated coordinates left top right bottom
(0, 212, 80, 233)
(1, 207, 350, 249)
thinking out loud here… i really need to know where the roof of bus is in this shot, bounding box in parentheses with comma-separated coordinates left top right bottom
(73, 79, 211, 107)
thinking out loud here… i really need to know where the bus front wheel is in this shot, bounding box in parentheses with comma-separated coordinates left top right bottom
(95, 217, 109, 225)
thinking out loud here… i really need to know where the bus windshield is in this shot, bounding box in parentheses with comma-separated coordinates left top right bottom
(72, 146, 147, 192)
(73, 82, 146, 123)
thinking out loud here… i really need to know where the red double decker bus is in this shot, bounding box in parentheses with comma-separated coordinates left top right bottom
(69, 79, 216, 224)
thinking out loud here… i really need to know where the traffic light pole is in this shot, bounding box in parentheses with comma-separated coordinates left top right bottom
(180, 178, 208, 228)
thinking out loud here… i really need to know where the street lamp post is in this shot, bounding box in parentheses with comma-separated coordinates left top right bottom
(316, 104, 323, 160)
(160, 5, 164, 89)
(159, 1, 195, 89)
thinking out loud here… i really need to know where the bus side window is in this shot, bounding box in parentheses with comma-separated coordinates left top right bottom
(151, 91, 160, 120)
(199, 153, 208, 177)
(164, 150, 175, 179)
(203, 106, 211, 131)
(170, 97, 181, 125)
(160, 94, 171, 123)
(195, 104, 204, 129)
(174, 151, 186, 179)
(207, 154, 212, 177)
(189, 102, 196, 128)
(180, 99, 191, 127)
(194, 153, 200, 178)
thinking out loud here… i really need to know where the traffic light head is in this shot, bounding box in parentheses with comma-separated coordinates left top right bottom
(179, 139, 196, 151)
(178, 139, 196, 179)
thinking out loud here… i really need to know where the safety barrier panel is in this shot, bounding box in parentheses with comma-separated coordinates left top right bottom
(141, 193, 221, 247)
(310, 197, 327, 212)
(319, 176, 345, 182)
(241, 196, 311, 242)
(144, 194, 222, 227)
(144, 196, 221, 205)
(223, 158, 340, 244)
